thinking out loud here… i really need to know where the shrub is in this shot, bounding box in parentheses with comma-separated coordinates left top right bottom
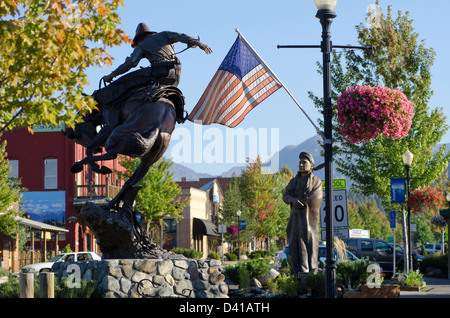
(55, 278, 99, 298)
(419, 253, 448, 277)
(245, 258, 271, 278)
(249, 250, 272, 259)
(0, 274, 98, 298)
(336, 259, 375, 290)
(405, 270, 424, 288)
(305, 270, 325, 297)
(225, 262, 250, 290)
(224, 253, 238, 261)
(207, 251, 220, 260)
(171, 248, 203, 259)
(268, 273, 299, 297)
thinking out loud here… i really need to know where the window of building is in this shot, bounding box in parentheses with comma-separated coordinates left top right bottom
(8, 160, 19, 179)
(44, 158, 58, 189)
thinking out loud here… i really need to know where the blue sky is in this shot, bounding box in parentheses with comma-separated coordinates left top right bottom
(84, 1, 450, 175)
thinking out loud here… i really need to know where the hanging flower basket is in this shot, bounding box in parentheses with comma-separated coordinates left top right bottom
(407, 186, 444, 217)
(337, 85, 414, 144)
(430, 215, 447, 228)
(227, 225, 239, 237)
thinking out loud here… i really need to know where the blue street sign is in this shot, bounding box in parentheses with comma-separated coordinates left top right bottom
(390, 210, 396, 228)
(239, 220, 246, 231)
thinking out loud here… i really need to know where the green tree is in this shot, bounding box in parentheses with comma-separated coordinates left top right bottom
(271, 165, 293, 241)
(0, 141, 22, 236)
(308, 5, 450, 211)
(0, 0, 130, 131)
(219, 176, 253, 245)
(117, 156, 187, 229)
(347, 199, 390, 240)
(239, 157, 277, 241)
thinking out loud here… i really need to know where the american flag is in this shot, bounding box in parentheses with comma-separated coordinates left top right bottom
(187, 35, 281, 127)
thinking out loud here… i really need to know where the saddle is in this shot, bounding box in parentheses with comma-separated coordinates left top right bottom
(93, 58, 186, 124)
(94, 57, 181, 106)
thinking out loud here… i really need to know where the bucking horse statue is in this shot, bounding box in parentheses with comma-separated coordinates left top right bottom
(63, 24, 212, 258)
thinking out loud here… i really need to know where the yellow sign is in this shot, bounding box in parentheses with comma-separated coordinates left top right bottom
(321, 179, 347, 190)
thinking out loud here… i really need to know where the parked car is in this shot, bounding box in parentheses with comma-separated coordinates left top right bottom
(343, 238, 418, 275)
(424, 243, 444, 255)
(21, 252, 102, 274)
(389, 243, 424, 263)
(318, 244, 360, 265)
(273, 244, 360, 271)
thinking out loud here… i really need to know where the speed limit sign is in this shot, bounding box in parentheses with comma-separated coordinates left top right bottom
(320, 189, 349, 229)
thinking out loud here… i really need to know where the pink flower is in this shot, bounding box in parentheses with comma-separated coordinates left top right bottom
(337, 85, 414, 144)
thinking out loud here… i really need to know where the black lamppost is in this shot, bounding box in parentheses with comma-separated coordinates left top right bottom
(237, 210, 241, 260)
(314, 0, 337, 298)
(402, 149, 414, 272)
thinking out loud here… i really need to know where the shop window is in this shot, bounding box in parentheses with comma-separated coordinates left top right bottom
(8, 160, 19, 179)
(44, 159, 58, 189)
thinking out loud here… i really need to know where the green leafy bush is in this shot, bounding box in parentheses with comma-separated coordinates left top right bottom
(268, 273, 299, 297)
(419, 253, 448, 277)
(224, 253, 238, 261)
(0, 274, 98, 298)
(405, 270, 424, 288)
(245, 258, 271, 278)
(207, 251, 220, 260)
(336, 259, 374, 289)
(305, 270, 326, 297)
(171, 247, 203, 259)
(225, 262, 250, 290)
(55, 278, 99, 298)
(249, 250, 272, 259)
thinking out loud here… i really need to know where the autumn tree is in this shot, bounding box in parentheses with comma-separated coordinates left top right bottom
(0, 0, 130, 131)
(308, 5, 450, 210)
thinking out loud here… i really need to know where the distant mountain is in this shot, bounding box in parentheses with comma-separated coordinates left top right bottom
(170, 134, 450, 182)
(170, 134, 344, 181)
(169, 162, 214, 181)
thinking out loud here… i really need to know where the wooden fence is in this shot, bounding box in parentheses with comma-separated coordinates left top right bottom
(19, 250, 59, 268)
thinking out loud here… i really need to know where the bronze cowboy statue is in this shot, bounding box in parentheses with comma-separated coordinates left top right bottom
(63, 23, 212, 258)
(64, 23, 212, 211)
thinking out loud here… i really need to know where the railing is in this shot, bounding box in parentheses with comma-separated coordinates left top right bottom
(75, 181, 121, 199)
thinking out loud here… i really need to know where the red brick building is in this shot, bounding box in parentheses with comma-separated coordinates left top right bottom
(2, 125, 124, 256)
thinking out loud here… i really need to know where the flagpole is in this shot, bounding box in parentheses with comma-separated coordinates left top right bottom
(235, 29, 324, 139)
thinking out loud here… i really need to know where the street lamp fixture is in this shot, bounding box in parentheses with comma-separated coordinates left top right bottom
(402, 149, 414, 167)
(402, 148, 414, 272)
(314, 0, 337, 10)
(237, 210, 241, 260)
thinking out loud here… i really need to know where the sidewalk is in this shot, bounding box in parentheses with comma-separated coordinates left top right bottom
(400, 277, 450, 298)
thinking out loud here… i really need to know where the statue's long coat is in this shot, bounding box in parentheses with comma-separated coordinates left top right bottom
(283, 172, 323, 274)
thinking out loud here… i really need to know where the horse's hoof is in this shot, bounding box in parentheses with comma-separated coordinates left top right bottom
(99, 166, 113, 175)
(70, 162, 84, 173)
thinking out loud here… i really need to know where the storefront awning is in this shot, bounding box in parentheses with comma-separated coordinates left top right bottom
(193, 218, 219, 237)
(15, 216, 69, 233)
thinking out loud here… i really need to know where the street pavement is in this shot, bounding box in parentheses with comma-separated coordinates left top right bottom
(400, 277, 450, 298)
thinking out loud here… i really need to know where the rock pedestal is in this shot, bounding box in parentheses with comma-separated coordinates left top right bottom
(52, 258, 228, 298)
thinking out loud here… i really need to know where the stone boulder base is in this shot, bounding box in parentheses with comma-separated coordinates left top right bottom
(52, 258, 228, 298)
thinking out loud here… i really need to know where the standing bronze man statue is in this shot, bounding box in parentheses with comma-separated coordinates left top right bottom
(283, 152, 323, 275)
